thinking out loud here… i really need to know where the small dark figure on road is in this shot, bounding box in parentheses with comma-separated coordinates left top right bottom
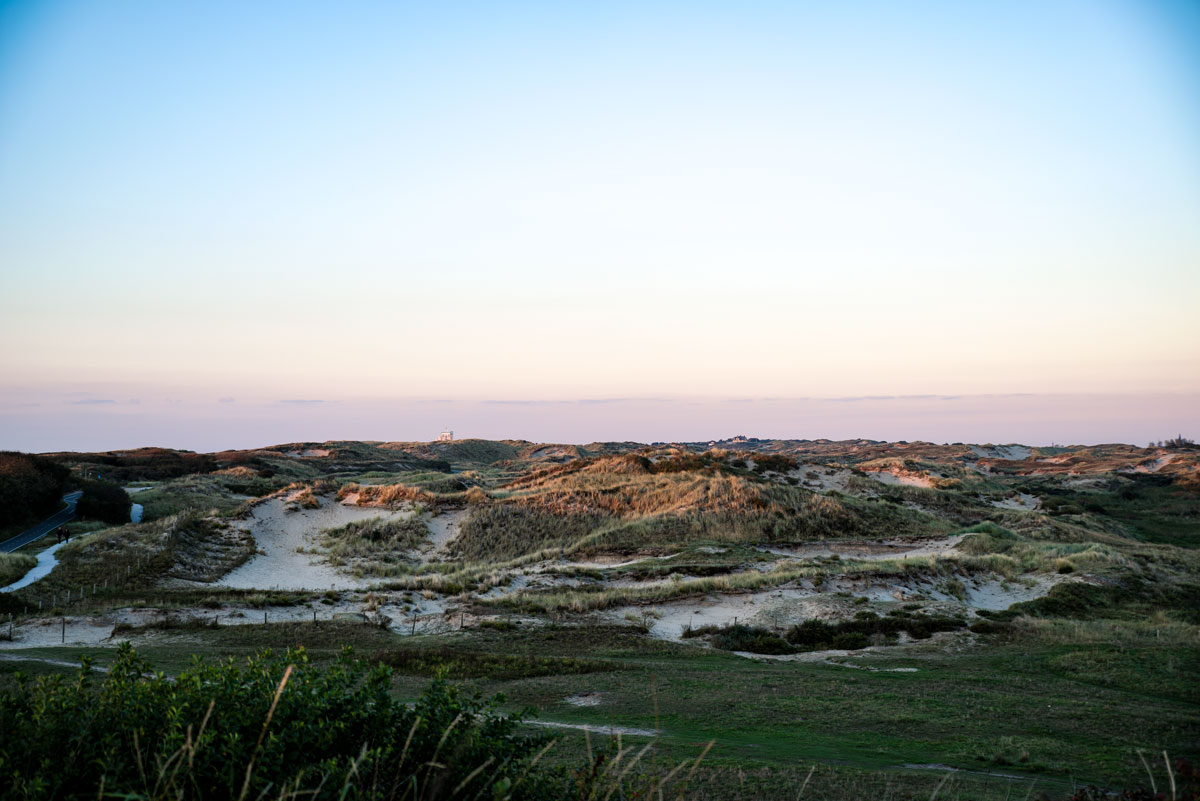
(54, 528, 62, 544)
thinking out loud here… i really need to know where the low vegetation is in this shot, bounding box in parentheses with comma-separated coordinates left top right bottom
(684, 609, 972, 654)
(320, 516, 430, 576)
(373, 646, 618, 679)
(0, 644, 573, 800)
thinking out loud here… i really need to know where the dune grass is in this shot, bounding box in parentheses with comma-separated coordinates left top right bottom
(131, 475, 248, 522)
(318, 515, 430, 577)
(0, 552, 36, 587)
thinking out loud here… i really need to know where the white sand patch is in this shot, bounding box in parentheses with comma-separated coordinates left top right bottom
(566, 553, 682, 570)
(564, 692, 604, 707)
(1062, 477, 1107, 489)
(865, 471, 935, 489)
(757, 534, 965, 563)
(212, 496, 414, 590)
(732, 648, 920, 670)
(1127, 454, 1177, 474)
(421, 509, 467, 563)
(529, 721, 658, 737)
(788, 465, 851, 492)
(603, 571, 1060, 642)
(0, 614, 120, 648)
(990, 493, 1040, 511)
(971, 445, 1032, 461)
(962, 576, 1058, 610)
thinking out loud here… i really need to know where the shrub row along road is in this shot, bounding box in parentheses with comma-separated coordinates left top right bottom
(0, 491, 82, 552)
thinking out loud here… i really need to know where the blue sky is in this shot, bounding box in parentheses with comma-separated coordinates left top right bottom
(1, 0, 1197, 449)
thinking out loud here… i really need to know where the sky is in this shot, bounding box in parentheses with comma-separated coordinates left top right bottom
(1, 0, 1198, 451)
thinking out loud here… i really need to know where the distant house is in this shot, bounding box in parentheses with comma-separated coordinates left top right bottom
(436, 430, 454, 442)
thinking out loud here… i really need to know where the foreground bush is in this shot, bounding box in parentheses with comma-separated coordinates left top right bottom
(0, 644, 559, 800)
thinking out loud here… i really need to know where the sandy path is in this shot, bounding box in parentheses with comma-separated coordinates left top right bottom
(1, 541, 68, 593)
(788, 465, 851, 492)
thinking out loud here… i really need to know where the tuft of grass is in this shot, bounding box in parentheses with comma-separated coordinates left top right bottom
(318, 515, 430, 577)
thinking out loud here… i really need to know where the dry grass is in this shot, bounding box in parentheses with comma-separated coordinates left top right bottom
(338, 482, 437, 508)
(318, 516, 430, 577)
(452, 456, 944, 561)
(0, 552, 37, 586)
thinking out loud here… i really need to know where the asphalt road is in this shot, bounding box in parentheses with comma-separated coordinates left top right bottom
(0, 491, 83, 553)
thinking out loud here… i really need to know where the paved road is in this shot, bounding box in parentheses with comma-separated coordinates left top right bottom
(0, 491, 83, 553)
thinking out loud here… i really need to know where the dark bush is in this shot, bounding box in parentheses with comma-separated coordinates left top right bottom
(831, 632, 871, 650)
(786, 613, 967, 650)
(61, 447, 215, 481)
(684, 623, 796, 655)
(751, 454, 798, 474)
(76, 480, 132, 523)
(0, 451, 70, 529)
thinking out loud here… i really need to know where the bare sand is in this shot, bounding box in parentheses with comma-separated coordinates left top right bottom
(865, 470, 936, 489)
(990, 492, 1040, 511)
(971, 445, 1033, 461)
(214, 496, 414, 591)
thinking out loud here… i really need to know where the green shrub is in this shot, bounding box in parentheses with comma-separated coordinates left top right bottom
(831, 632, 870, 650)
(684, 623, 796, 655)
(786, 613, 967, 650)
(0, 643, 562, 800)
